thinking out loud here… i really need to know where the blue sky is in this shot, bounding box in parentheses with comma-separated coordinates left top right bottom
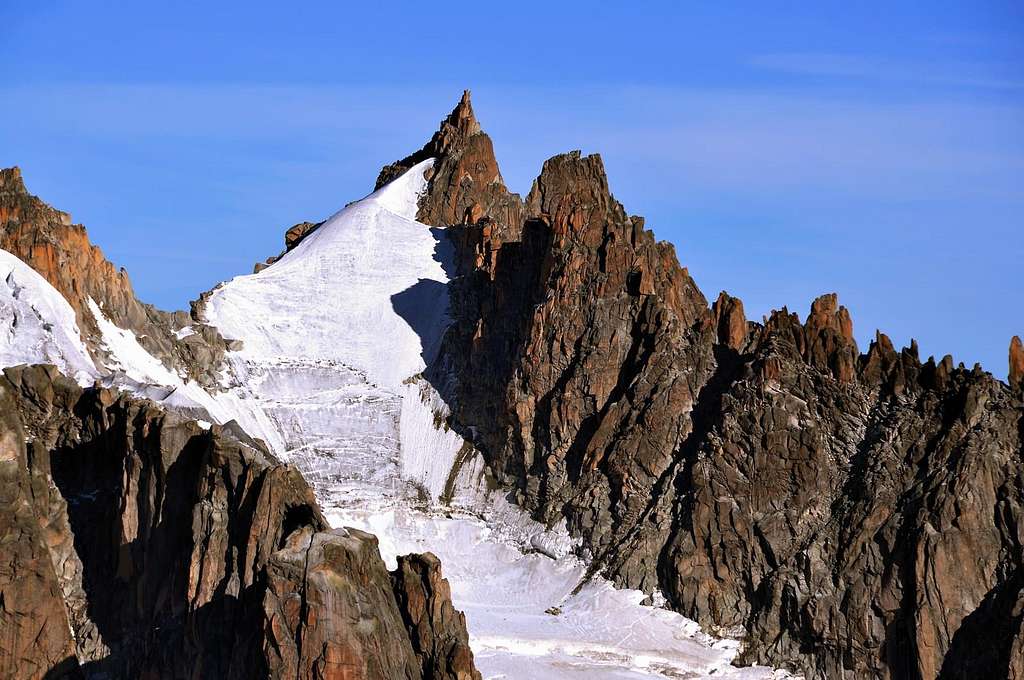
(1, 1, 1021, 378)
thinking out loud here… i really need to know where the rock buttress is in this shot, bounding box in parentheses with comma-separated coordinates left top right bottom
(0, 167, 229, 386)
(0, 364, 480, 679)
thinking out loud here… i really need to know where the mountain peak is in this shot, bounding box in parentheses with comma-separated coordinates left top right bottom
(0, 166, 25, 193)
(375, 91, 523, 231)
(449, 89, 481, 136)
(375, 89, 485, 191)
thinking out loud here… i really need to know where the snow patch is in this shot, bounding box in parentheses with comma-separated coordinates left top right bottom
(0, 249, 99, 385)
(87, 297, 281, 447)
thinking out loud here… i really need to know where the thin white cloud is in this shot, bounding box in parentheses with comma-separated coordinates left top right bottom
(750, 52, 1024, 91)
(3, 81, 1021, 207)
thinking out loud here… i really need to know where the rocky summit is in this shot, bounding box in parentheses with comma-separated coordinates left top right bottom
(403, 93, 1024, 679)
(0, 92, 1021, 680)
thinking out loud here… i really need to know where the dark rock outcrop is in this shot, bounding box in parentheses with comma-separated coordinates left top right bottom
(259, 528, 479, 680)
(0, 167, 228, 386)
(391, 553, 481, 680)
(0, 374, 79, 680)
(0, 364, 479, 679)
(284, 221, 322, 251)
(377, 90, 523, 237)
(401, 93, 1024, 679)
(712, 291, 748, 351)
(254, 220, 324, 273)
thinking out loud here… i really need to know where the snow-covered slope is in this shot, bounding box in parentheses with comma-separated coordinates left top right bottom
(341, 508, 783, 679)
(0, 249, 99, 385)
(205, 158, 468, 505)
(202, 162, 791, 679)
(0, 246, 276, 439)
(207, 158, 447, 387)
(86, 296, 278, 437)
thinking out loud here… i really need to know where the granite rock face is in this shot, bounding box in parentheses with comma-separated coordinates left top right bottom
(0, 167, 229, 386)
(403, 93, 1024, 679)
(0, 371, 80, 680)
(391, 553, 482, 680)
(0, 364, 479, 680)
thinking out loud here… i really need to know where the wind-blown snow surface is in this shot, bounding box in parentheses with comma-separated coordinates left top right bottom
(203, 161, 791, 679)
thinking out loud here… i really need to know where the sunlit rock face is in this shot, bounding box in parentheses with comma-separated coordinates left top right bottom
(0, 167, 229, 387)
(408, 93, 1024, 680)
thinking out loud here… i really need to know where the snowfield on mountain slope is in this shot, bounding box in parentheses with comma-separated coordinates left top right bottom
(202, 161, 791, 679)
(205, 158, 449, 388)
(0, 248, 99, 385)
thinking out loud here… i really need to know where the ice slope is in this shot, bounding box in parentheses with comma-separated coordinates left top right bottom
(203, 161, 792, 679)
(0, 248, 99, 385)
(205, 158, 466, 503)
(206, 157, 447, 387)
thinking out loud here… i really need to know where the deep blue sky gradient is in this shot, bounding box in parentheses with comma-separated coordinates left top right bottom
(1, 2, 1021, 378)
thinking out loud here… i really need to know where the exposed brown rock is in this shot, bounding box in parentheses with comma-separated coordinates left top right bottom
(252, 220, 325, 273)
(391, 553, 482, 680)
(803, 292, 858, 382)
(404, 94, 1024, 679)
(377, 90, 524, 238)
(0, 364, 479, 679)
(0, 379, 79, 680)
(0, 167, 229, 386)
(429, 140, 715, 602)
(261, 528, 459, 680)
(285, 220, 322, 251)
(711, 291, 747, 351)
(1011, 335, 1023, 391)
(0, 168, 137, 328)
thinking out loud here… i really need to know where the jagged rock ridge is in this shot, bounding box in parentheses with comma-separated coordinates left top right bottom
(391, 92, 1024, 679)
(2, 91, 1020, 680)
(0, 167, 229, 386)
